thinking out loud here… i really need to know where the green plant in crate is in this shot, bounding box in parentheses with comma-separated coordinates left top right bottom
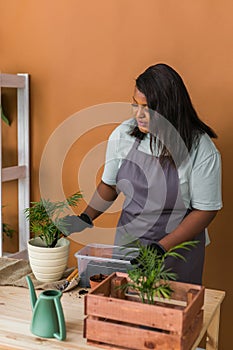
(122, 240, 197, 304)
(24, 192, 82, 248)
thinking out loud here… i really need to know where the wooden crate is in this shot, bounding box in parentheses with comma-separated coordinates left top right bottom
(84, 272, 205, 350)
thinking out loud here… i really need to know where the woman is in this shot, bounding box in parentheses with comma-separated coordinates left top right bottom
(64, 63, 222, 284)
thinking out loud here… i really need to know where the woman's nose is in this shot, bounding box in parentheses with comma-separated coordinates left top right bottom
(136, 106, 145, 118)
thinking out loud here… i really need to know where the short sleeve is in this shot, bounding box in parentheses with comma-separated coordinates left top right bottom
(101, 130, 121, 186)
(101, 118, 136, 185)
(190, 151, 222, 210)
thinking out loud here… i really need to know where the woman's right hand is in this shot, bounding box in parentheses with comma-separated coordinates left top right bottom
(62, 213, 93, 235)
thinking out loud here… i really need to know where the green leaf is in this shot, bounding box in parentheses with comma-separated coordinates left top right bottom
(1, 106, 10, 125)
(2, 223, 14, 238)
(24, 192, 83, 247)
(66, 191, 83, 206)
(118, 235, 198, 304)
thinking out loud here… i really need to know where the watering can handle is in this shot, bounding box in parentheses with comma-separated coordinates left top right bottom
(53, 297, 66, 341)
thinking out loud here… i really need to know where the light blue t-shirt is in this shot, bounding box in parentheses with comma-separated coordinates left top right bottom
(102, 118, 222, 212)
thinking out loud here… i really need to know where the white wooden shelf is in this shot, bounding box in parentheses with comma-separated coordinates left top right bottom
(2, 165, 27, 182)
(0, 74, 25, 88)
(0, 73, 30, 256)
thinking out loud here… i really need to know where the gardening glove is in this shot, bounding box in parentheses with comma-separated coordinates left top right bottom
(62, 213, 93, 235)
(149, 242, 167, 256)
(130, 242, 166, 266)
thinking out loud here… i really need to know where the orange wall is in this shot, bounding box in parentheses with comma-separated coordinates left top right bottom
(1, 1, 233, 348)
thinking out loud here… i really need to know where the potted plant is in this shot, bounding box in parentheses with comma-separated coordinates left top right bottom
(89, 273, 108, 289)
(25, 192, 82, 282)
(84, 240, 205, 350)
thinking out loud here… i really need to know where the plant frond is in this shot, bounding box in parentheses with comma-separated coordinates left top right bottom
(1, 105, 10, 125)
(24, 192, 82, 247)
(66, 191, 83, 207)
(121, 238, 198, 304)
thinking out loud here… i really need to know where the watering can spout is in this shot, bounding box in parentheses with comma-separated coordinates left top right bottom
(26, 275, 37, 309)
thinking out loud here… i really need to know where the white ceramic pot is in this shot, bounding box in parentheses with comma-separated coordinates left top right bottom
(27, 237, 70, 282)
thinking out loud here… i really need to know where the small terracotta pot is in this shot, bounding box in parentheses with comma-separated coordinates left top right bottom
(89, 274, 108, 289)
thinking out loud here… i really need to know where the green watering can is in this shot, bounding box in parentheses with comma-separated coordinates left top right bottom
(26, 276, 66, 340)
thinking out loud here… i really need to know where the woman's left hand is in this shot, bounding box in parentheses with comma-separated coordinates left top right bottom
(159, 209, 218, 251)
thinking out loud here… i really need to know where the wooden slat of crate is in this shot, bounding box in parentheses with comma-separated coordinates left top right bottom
(91, 276, 112, 296)
(183, 287, 205, 334)
(85, 317, 181, 350)
(93, 272, 204, 300)
(85, 311, 203, 350)
(182, 310, 203, 350)
(163, 280, 204, 302)
(85, 294, 183, 333)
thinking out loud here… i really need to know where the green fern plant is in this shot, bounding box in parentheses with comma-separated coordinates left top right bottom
(122, 240, 197, 304)
(24, 192, 82, 248)
(2, 222, 14, 240)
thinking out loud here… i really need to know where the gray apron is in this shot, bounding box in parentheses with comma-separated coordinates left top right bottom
(115, 138, 205, 285)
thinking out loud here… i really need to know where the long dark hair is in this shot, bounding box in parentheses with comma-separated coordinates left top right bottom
(130, 63, 217, 164)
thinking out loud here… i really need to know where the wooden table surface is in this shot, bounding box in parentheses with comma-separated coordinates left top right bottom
(0, 285, 225, 350)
